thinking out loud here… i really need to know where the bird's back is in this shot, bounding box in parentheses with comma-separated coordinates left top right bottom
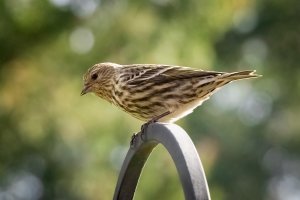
(111, 64, 260, 122)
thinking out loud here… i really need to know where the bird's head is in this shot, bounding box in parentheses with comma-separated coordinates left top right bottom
(81, 62, 119, 97)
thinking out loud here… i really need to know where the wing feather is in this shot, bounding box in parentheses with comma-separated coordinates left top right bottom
(120, 64, 224, 85)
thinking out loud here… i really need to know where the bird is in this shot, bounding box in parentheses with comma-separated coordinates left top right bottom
(81, 62, 260, 124)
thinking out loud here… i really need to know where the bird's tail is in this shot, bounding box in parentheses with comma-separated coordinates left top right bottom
(195, 70, 261, 102)
(223, 70, 262, 81)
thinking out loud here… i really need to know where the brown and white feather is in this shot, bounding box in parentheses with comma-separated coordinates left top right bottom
(82, 62, 261, 122)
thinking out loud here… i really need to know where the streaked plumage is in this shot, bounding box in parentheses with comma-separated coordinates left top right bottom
(81, 62, 261, 123)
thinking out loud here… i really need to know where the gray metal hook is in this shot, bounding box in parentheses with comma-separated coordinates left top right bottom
(113, 123, 210, 200)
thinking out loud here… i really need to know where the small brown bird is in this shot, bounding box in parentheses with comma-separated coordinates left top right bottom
(81, 62, 260, 123)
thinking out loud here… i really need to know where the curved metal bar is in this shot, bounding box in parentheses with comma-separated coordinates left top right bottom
(113, 123, 210, 200)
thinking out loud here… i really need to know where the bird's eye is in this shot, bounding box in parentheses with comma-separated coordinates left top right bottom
(91, 73, 98, 80)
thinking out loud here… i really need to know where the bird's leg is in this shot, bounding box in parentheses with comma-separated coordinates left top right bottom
(131, 111, 170, 146)
(131, 111, 171, 147)
(141, 111, 171, 135)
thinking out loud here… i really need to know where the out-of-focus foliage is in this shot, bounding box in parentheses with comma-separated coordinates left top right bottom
(0, 0, 299, 199)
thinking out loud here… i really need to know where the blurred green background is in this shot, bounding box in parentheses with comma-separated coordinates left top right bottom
(0, 0, 299, 199)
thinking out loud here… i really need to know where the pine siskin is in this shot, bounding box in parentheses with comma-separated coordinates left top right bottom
(81, 62, 261, 123)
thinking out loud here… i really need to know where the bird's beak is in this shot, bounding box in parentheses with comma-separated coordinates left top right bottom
(81, 84, 91, 96)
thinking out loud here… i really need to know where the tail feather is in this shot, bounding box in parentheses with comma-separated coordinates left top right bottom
(223, 70, 262, 81)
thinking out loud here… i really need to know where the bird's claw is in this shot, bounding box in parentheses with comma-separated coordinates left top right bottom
(130, 132, 138, 147)
(140, 119, 156, 141)
(131, 112, 171, 146)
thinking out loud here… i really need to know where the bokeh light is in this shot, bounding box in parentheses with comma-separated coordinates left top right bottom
(0, 0, 299, 199)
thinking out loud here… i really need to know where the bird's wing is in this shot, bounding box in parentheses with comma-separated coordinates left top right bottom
(120, 64, 224, 85)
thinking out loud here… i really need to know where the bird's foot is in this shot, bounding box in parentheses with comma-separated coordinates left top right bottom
(134, 111, 172, 143)
(141, 120, 154, 134)
(140, 119, 155, 141)
(141, 111, 171, 136)
(130, 132, 139, 147)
